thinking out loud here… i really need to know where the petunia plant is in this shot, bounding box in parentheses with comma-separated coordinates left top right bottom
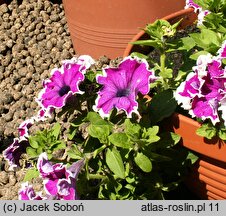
(132, 0, 226, 140)
(3, 55, 192, 200)
(2, 0, 226, 200)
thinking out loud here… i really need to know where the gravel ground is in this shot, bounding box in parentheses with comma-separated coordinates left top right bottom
(0, 0, 123, 200)
(0, 0, 76, 200)
(0, 0, 75, 145)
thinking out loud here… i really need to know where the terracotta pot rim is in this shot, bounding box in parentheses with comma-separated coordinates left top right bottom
(123, 8, 195, 58)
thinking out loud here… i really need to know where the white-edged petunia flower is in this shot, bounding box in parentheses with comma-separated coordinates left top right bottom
(93, 56, 156, 118)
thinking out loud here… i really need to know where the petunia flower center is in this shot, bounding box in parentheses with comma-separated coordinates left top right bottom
(59, 85, 71, 97)
(116, 88, 130, 97)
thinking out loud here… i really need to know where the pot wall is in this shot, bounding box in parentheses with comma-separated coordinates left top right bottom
(172, 114, 226, 200)
(63, 0, 186, 59)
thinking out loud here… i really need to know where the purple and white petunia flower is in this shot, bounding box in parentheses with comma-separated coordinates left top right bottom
(197, 9, 210, 25)
(37, 55, 94, 110)
(34, 107, 54, 122)
(185, 0, 210, 25)
(93, 56, 156, 118)
(18, 118, 35, 140)
(175, 54, 226, 125)
(19, 182, 46, 200)
(217, 40, 226, 59)
(3, 138, 30, 170)
(219, 95, 226, 124)
(37, 152, 84, 200)
(185, 0, 202, 12)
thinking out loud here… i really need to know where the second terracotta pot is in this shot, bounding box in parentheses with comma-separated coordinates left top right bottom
(123, 8, 197, 57)
(63, 0, 186, 59)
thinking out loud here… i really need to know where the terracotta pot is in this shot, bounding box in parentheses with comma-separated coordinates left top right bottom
(172, 114, 226, 200)
(62, 0, 185, 59)
(123, 8, 226, 200)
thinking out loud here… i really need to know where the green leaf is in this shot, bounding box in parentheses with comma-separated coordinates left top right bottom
(23, 168, 40, 182)
(86, 70, 97, 82)
(36, 146, 44, 155)
(180, 37, 196, 51)
(134, 152, 152, 172)
(86, 112, 112, 142)
(149, 152, 172, 162)
(50, 141, 66, 151)
(218, 128, 226, 141)
(186, 151, 199, 164)
(86, 112, 110, 126)
(149, 90, 177, 124)
(51, 122, 61, 138)
(93, 145, 107, 158)
(87, 124, 110, 143)
(142, 126, 160, 145)
(106, 148, 125, 179)
(159, 68, 173, 79)
(196, 123, 217, 139)
(190, 51, 210, 60)
(132, 39, 160, 49)
(28, 137, 39, 149)
(108, 133, 132, 149)
(130, 52, 148, 60)
(189, 28, 220, 53)
(67, 144, 83, 159)
(124, 119, 141, 140)
(26, 147, 39, 158)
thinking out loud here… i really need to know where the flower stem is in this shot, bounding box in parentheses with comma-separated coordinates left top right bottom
(160, 53, 166, 73)
(160, 52, 168, 90)
(88, 173, 108, 180)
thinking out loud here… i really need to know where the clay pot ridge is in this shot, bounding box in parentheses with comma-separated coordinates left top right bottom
(63, 0, 186, 59)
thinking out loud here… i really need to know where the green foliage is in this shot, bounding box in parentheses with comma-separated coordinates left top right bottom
(86, 112, 112, 143)
(196, 123, 218, 139)
(27, 123, 66, 159)
(23, 168, 40, 182)
(106, 147, 125, 179)
(134, 152, 152, 172)
(69, 111, 192, 199)
(149, 90, 177, 124)
(108, 133, 132, 149)
(197, 123, 226, 141)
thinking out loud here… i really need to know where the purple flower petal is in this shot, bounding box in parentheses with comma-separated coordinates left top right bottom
(37, 55, 94, 110)
(35, 107, 54, 122)
(217, 40, 226, 59)
(19, 182, 45, 200)
(190, 97, 219, 124)
(193, 54, 212, 77)
(67, 158, 85, 179)
(185, 0, 202, 12)
(43, 179, 59, 196)
(57, 179, 78, 200)
(207, 59, 224, 77)
(197, 10, 210, 25)
(37, 153, 84, 200)
(37, 152, 66, 179)
(219, 95, 226, 126)
(3, 138, 30, 170)
(175, 53, 226, 125)
(18, 118, 35, 139)
(94, 56, 156, 118)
